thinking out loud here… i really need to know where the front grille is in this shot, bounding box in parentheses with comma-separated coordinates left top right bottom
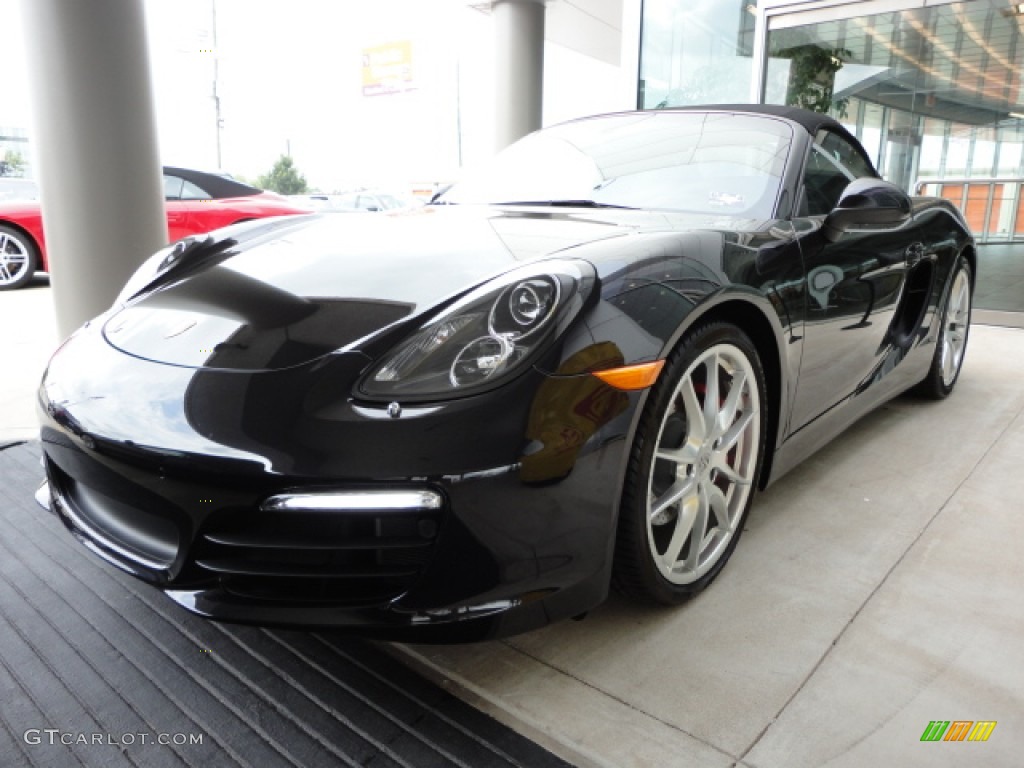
(193, 504, 443, 605)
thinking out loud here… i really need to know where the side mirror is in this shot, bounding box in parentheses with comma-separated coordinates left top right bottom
(823, 178, 911, 242)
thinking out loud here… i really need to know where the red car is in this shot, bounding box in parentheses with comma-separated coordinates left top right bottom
(0, 167, 311, 290)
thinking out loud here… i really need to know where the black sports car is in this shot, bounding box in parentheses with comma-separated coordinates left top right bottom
(37, 106, 974, 641)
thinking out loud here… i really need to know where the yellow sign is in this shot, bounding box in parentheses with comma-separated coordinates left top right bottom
(362, 41, 415, 97)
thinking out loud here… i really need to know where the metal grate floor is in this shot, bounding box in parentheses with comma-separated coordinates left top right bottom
(0, 441, 571, 768)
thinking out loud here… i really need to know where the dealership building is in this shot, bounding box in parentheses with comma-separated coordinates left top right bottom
(639, 0, 1024, 247)
(538, 0, 1024, 315)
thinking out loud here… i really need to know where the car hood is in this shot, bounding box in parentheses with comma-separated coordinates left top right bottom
(101, 205, 731, 371)
(222, 191, 313, 213)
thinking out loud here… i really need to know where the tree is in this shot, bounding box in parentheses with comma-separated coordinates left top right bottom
(0, 149, 26, 177)
(777, 45, 852, 117)
(257, 155, 309, 195)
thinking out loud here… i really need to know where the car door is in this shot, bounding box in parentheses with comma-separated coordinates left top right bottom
(174, 176, 224, 237)
(788, 129, 917, 434)
(163, 174, 194, 242)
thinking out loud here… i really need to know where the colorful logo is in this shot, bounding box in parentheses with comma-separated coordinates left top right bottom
(920, 721, 996, 742)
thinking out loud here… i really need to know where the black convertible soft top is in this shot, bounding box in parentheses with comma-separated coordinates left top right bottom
(163, 166, 262, 199)
(675, 103, 846, 136)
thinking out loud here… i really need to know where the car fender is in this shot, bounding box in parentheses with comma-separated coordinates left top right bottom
(542, 229, 800, 534)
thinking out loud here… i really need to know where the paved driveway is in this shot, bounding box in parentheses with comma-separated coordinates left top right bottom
(1, 277, 56, 444)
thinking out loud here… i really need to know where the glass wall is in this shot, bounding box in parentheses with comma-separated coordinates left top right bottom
(762, 2, 1024, 311)
(640, 3, 1024, 185)
(639, 0, 1024, 312)
(639, 0, 755, 109)
(765, 3, 1024, 237)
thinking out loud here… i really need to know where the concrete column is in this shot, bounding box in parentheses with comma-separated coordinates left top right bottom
(20, 0, 167, 339)
(493, 0, 546, 152)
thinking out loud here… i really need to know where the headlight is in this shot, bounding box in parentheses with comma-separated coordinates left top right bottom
(358, 260, 594, 400)
(112, 239, 191, 306)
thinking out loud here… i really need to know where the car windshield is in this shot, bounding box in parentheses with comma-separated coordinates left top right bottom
(441, 111, 794, 219)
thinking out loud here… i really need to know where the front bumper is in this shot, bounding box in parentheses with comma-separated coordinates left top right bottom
(37, 322, 633, 641)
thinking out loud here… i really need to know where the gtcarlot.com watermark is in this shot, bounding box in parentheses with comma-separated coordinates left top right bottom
(24, 729, 203, 747)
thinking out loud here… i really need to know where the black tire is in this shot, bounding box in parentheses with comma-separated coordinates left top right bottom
(915, 256, 972, 400)
(0, 224, 39, 291)
(613, 322, 767, 604)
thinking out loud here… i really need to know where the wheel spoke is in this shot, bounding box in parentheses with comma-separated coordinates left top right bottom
(707, 484, 732, 533)
(942, 345, 956, 381)
(717, 408, 754, 455)
(954, 280, 969, 316)
(681, 484, 709, 572)
(679, 375, 705, 442)
(655, 442, 699, 466)
(714, 457, 753, 486)
(702, 353, 720, 436)
(649, 476, 696, 521)
(660, 492, 700, 569)
(713, 367, 747, 439)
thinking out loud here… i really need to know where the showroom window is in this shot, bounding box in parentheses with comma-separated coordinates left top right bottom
(764, 3, 1024, 234)
(759, 0, 1024, 313)
(638, 0, 756, 109)
(638, 0, 1024, 312)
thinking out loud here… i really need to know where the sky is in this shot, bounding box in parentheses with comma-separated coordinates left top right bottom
(0, 0, 494, 191)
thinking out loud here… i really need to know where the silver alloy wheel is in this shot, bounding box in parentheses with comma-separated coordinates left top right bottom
(646, 343, 760, 585)
(0, 231, 31, 286)
(940, 266, 971, 387)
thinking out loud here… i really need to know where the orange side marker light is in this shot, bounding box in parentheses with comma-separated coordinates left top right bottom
(591, 360, 665, 390)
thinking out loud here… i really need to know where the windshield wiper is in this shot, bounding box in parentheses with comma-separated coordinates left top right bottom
(494, 199, 636, 210)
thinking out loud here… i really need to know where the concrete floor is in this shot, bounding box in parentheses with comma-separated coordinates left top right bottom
(0, 276, 56, 444)
(401, 323, 1024, 768)
(3, 283, 1022, 767)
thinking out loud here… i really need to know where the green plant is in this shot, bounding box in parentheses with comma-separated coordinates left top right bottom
(256, 155, 309, 195)
(0, 149, 26, 177)
(778, 45, 851, 117)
